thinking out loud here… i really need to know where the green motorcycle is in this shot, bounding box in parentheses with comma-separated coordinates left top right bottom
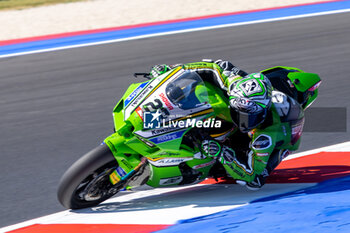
(57, 65, 320, 209)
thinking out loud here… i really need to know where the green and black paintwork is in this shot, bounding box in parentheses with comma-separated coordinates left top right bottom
(57, 65, 320, 209)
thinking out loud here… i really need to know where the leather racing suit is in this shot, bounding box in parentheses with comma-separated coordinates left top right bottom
(151, 60, 305, 189)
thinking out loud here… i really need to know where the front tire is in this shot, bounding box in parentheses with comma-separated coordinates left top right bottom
(57, 144, 121, 209)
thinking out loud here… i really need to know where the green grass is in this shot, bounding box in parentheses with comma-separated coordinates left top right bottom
(0, 0, 87, 11)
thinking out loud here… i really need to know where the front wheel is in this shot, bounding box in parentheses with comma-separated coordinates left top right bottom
(57, 144, 123, 209)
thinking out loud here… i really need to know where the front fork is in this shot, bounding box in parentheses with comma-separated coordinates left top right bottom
(109, 157, 148, 186)
(104, 133, 148, 187)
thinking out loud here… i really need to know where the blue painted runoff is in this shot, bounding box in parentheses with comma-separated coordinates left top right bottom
(1, 0, 350, 56)
(156, 175, 350, 233)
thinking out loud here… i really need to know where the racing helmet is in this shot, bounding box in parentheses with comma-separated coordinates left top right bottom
(228, 73, 273, 133)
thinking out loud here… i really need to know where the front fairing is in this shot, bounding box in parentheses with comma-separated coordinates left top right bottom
(123, 67, 213, 122)
(105, 68, 234, 187)
(119, 68, 214, 149)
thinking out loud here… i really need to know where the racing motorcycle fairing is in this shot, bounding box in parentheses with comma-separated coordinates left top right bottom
(104, 67, 231, 188)
(58, 64, 321, 209)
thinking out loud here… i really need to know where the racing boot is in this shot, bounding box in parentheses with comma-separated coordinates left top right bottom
(246, 149, 290, 190)
(246, 169, 269, 191)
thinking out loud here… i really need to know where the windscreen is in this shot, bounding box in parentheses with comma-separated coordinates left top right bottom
(165, 71, 208, 110)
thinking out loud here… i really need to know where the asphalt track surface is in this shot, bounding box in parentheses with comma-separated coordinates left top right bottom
(0, 12, 350, 228)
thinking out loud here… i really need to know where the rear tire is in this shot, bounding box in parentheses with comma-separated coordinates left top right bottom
(57, 144, 120, 209)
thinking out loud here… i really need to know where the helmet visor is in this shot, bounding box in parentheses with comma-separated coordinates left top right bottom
(231, 108, 266, 133)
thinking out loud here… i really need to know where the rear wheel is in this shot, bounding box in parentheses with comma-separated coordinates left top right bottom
(57, 144, 124, 209)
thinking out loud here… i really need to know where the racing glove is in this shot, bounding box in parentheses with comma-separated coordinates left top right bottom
(218, 146, 236, 165)
(150, 64, 170, 78)
(215, 60, 248, 77)
(201, 140, 221, 158)
(201, 140, 236, 164)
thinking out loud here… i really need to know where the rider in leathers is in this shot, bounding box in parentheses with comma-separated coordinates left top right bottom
(150, 60, 318, 190)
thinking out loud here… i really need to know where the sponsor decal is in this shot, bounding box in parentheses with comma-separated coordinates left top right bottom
(256, 152, 269, 157)
(187, 63, 209, 68)
(135, 106, 143, 120)
(121, 159, 133, 170)
(252, 134, 272, 150)
(130, 84, 154, 109)
(151, 127, 179, 136)
(159, 93, 174, 110)
(109, 171, 121, 185)
(147, 157, 192, 167)
(158, 151, 181, 156)
(116, 167, 127, 177)
(124, 83, 155, 120)
(134, 127, 181, 138)
(149, 130, 186, 144)
(192, 160, 216, 169)
(159, 176, 183, 185)
(291, 119, 304, 145)
(124, 82, 148, 107)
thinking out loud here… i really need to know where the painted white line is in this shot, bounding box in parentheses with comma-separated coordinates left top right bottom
(1, 8, 350, 59)
(2, 140, 350, 232)
(0, 183, 313, 232)
(285, 141, 350, 161)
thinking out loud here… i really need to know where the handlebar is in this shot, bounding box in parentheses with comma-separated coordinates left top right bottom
(134, 73, 152, 80)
